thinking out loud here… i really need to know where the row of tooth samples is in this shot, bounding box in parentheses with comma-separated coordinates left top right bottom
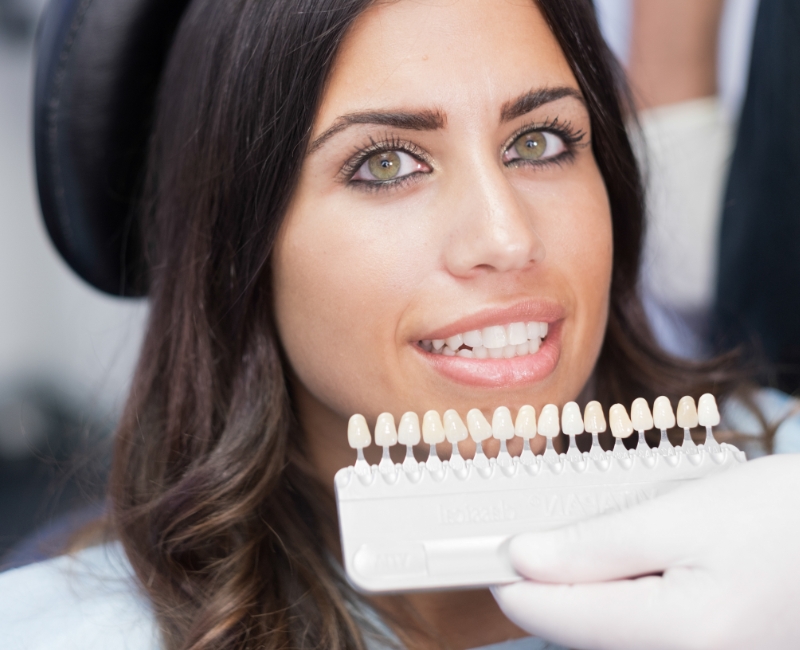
(347, 394, 722, 474)
(419, 321, 548, 359)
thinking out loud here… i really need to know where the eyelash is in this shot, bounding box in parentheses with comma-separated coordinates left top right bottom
(341, 118, 587, 192)
(340, 135, 432, 193)
(503, 117, 587, 169)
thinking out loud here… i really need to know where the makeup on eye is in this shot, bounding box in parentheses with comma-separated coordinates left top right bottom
(351, 149, 430, 183)
(340, 117, 587, 190)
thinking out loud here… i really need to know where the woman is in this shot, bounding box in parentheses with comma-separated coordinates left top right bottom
(3, 0, 799, 649)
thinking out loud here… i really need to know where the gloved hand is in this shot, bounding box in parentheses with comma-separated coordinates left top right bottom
(493, 454, 800, 650)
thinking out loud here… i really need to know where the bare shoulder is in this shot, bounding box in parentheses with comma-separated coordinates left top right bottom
(0, 543, 160, 650)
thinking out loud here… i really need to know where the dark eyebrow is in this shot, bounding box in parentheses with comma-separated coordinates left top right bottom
(500, 86, 585, 123)
(308, 109, 446, 154)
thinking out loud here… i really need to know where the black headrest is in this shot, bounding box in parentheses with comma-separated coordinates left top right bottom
(34, 0, 191, 296)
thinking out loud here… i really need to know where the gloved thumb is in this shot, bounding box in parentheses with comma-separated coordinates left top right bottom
(507, 492, 692, 583)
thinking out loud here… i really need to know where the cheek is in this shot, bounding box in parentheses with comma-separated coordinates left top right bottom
(271, 198, 426, 418)
(524, 163, 613, 369)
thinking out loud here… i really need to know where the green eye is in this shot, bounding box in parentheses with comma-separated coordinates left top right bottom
(514, 131, 547, 160)
(367, 151, 402, 180)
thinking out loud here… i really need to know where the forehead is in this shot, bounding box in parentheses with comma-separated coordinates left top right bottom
(316, 0, 579, 129)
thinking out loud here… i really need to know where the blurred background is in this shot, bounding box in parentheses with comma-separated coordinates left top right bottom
(0, 0, 792, 563)
(0, 0, 147, 563)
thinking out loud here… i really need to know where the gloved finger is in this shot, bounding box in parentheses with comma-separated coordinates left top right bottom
(493, 576, 678, 650)
(508, 487, 698, 583)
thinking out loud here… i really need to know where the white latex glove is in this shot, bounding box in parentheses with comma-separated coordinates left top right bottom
(493, 454, 800, 650)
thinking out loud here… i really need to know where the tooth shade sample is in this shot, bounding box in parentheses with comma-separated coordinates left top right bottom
(653, 396, 676, 430)
(443, 409, 468, 442)
(698, 393, 721, 427)
(609, 404, 634, 438)
(583, 401, 607, 433)
(491, 406, 515, 440)
(422, 411, 446, 444)
(526, 322, 540, 340)
(631, 398, 654, 431)
(539, 322, 548, 338)
(515, 405, 537, 438)
(508, 322, 528, 345)
(481, 325, 507, 349)
(561, 402, 584, 436)
(374, 412, 398, 446)
(473, 346, 488, 359)
(466, 409, 493, 442)
(463, 330, 482, 347)
(347, 414, 371, 448)
(432, 339, 445, 351)
(537, 404, 560, 438)
(398, 411, 421, 446)
(677, 396, 699, 428)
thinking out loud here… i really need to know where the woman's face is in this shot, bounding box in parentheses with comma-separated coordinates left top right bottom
(273, 0, 612, 459)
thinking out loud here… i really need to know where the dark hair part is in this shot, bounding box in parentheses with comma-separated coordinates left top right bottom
(109, 1, 742, 649)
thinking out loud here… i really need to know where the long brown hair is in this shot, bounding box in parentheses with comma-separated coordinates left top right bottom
(109, 1, 742, 649)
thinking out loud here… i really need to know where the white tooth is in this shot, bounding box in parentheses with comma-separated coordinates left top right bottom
(442, 346, 456, 356)
(463, 330, 483, 347)
(539, 322, 548, 338)
(432, 339, 445, 351)
(443, 409, 468, 442)
(609, 404, 634, 438)
(537, 404, 560, 438)
(677, 396, 699, 429)
(481, 325, 507, 349)
(489, 346, 504, 359)
(697, 393, 720, 427)
(508, 322, 527, 345)
(526, 322, 540, 340)
(515, 405, 537, 438)
(473, 345, 488, 359)
(421, 340, 433, 352)
(374, 412, 398, 446)
(652, 396, 676, 430)
(516, 341, 529, 356)
(528, 336, 541, 353)
(583, 401, 607, 433)
(445, 333, 463, 350)
(631, 398, 654, 431)
(561, 401, 584, 437)
(397, 412, 421, 445)
(502, 345, 516, 359)
(466, 409, 493, 442)
(457, 348, 474, 358)
(491, 406, 515, 440)
(422, 410, 446, 444)
(347, 414, 371, 448)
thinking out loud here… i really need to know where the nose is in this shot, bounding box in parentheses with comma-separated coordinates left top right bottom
(443, 163, 545, 277)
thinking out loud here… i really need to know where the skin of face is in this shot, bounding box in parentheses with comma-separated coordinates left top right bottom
(272, 0, 612, 481)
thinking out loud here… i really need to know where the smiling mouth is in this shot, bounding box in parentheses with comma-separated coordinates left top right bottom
(419, 321, 549, 359)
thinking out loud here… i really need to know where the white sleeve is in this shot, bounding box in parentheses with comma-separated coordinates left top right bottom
(0, 543, 161, 650)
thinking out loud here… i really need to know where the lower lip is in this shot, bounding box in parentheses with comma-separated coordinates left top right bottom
(417, 321, 562, 388)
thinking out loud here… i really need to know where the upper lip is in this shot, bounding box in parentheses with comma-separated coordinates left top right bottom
(414, 299, 566, 342)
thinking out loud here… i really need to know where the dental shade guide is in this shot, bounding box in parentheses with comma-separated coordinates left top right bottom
(561, 401, 584, 462)
(631, 397, 654, 458)
(584, 400, 607, 462)
(677, 395, 699, 454)
(337, 394, 745, 594)
(699, 393, 722, 453)
(653, 396, 676, 456)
